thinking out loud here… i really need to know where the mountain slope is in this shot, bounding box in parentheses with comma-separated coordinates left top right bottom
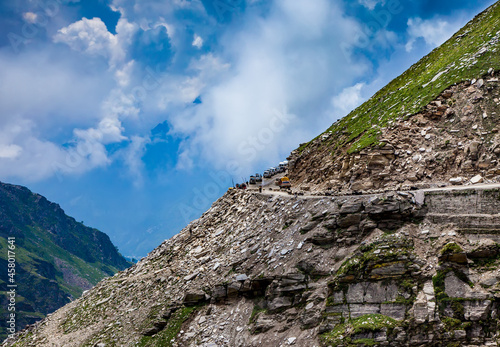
(7, 186, 500, 347)
(0, 182, 130, 340)
(289, 1, 500, 193)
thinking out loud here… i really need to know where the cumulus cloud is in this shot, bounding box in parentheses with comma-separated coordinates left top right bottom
(406, 17, 463, 52)
(53, 17, 137, 67)
(0, 0, 403, 184)
(120, 136, 150, 187)
(165, 0, 372, 173)
(54, 17, 118, 56)
(0, 118, 110, 182)
(74, 117, 127, 145)
(0, 38, 129, 182)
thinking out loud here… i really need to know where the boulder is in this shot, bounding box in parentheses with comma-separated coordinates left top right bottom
(338, 214, 362, 228)
(267, 296, 293, 312)
(252, 316, 275, 333)
(463, 300, 492, 321)
(365, 201, 400, 214)
(449, 177, 464, 185)
(470, 175, 483, 184)
(183, 291, 207, 306)
(339, 202, 363, 214)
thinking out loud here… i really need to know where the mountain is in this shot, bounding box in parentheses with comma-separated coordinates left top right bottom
(0, 182, 130, 340)
(289, 2, 500, 192)
(5, 2, 500, 347)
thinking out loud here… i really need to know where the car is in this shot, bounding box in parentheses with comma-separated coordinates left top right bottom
(277, 177, 291, 189)
(255, 174, 262, 182)
(249, 176, 256, 184)
(263, 170, 272, 178)
(270, 167, 277, 175)
(235, 183, 247, 190)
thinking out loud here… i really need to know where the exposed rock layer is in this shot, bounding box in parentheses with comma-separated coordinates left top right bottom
(289, 73, 500, 194)
(6, 187, 500, 346)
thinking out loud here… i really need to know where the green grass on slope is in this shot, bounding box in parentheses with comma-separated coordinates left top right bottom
(301, 1, 500, 154)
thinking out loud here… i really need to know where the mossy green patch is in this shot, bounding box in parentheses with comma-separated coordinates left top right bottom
(353, 338, 377, 346)
(321, 314, 398, 346)
(249, 304, 267, 324)
(137, 306, 198, 347)
(440, 243, 463, 255)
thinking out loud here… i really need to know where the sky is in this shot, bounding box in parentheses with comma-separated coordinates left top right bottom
(0, 0, 496, 259)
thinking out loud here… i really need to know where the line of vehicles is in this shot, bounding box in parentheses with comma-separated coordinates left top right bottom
(248, 161, 291, 190)
(262, 161, 288, 178)
(232, 161, 291, 191)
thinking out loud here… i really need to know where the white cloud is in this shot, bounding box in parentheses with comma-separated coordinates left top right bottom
(53, 17, 137, 67)
(192, 34, 203, 49)
(120, 136, 150, 187)
(164, 0, 371, 173)
(0, 118, 111, 182)
(0, 46, 127, 182)
(54, 17, 118, 57)
(74, 117, 127, 145)
(0, 0, 402, 184)
(0, 145, 22, 159)
(112, 0, 206, 20)
(331, 83, 366, 116)
(406, 17, 463, 52)
(0, 50, 112, 127)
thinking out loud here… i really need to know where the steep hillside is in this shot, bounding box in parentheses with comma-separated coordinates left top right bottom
(0, 182, 130, 340)
(6, 187, 500, 346)
(289, 1, 500, 193)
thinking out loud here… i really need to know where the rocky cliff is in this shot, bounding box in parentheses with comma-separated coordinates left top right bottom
(289, 2, 500, 194)
(6, 187, 500, 346)
(6, 2, 500, 347)
(0, 182, 130, 340)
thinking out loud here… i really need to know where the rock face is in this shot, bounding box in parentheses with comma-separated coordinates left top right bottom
(0, 182, 130, 340)
(289, 74, 500, 194)
(286, 0, 500, 195)
(6, 187, 500, 347)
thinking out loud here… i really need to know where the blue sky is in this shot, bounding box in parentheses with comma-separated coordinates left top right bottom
(0, 0, 496, 259)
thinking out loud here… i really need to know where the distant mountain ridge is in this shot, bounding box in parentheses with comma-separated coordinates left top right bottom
(0, 181, 130, 340)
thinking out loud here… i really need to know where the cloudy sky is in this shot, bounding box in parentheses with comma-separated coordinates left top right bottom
(0, 0, 496, 258)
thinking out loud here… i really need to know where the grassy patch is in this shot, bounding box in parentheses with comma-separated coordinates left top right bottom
(249, 304, 267, 324)
(321, 314, 398, 346)
(433, 268, 474, 317)
(137, 306, 198, 347)
(440, 243, 463, 255)
(353, 338, 377, 346)
(298, 2, 500, 154)
(335, 235, 413, 280)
